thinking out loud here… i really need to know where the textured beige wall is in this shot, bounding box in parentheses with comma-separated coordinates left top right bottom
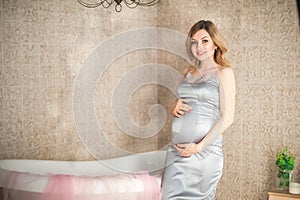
(0, 0, 299, 199)
(0, 0, 159, 160)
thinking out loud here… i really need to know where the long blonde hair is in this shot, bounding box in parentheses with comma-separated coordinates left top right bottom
(185, 20, 230, 68)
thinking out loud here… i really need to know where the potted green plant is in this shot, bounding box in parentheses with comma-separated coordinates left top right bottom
(275, 147, 295, 190)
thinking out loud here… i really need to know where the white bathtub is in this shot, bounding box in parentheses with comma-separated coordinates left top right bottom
(0, 150, 167, 200)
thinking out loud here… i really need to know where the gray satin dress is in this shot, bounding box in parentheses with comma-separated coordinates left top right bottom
(161, 72, 223, 200)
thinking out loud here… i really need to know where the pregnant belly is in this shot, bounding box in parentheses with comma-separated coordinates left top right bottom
(171, 112, 216, 144)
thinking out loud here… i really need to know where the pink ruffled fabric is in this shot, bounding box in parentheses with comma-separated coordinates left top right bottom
(2, 170, 162, 200)
(2, 170, 48, 200)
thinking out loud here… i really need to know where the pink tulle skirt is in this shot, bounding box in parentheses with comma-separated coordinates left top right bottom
(2, 170, 162, 200)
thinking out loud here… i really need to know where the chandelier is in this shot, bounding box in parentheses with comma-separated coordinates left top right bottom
(77, 0, 160, 12)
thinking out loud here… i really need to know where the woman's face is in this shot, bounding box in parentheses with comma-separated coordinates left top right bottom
(191, 29, 217, 62)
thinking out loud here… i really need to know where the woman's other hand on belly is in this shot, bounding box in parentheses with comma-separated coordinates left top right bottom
(174, 143, 200, 157)
(172, 99, 192, 118)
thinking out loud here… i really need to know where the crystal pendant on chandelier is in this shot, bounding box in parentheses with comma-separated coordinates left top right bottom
(77, 0, 160, 12)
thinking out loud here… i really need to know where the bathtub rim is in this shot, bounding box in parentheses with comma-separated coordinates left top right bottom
(0, 150, 167, 177)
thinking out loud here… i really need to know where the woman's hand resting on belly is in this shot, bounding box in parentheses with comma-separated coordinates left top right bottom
(172, 98, 192, 118)
(174, 143, 201, 157)
(172, 99, 200, 157)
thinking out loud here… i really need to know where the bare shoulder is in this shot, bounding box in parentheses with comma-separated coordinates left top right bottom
(219, 67, 234, 79)
(218, 67, 236, 90)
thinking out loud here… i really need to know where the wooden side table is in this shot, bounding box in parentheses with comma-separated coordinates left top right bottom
(268, 191, 300, 200)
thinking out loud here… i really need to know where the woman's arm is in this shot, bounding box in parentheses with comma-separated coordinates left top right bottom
(171, 66, 192, 117)
(175, 67, 236, 157)
(196, 67, 235, 149)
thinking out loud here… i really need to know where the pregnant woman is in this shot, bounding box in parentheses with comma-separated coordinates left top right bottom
(161, 20, 236, 200)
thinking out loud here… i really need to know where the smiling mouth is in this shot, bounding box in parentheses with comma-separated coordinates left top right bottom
(197, 51, 206, 56)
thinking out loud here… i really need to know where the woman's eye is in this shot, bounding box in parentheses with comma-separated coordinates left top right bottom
(191, 41, 198, 46)
(202, 40, 209, 43)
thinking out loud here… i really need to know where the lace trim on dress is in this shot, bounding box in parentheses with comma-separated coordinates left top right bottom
(185, 71, 212, 84)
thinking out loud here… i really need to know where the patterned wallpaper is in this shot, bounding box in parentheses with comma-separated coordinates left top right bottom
(0, 0, 299, 199)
